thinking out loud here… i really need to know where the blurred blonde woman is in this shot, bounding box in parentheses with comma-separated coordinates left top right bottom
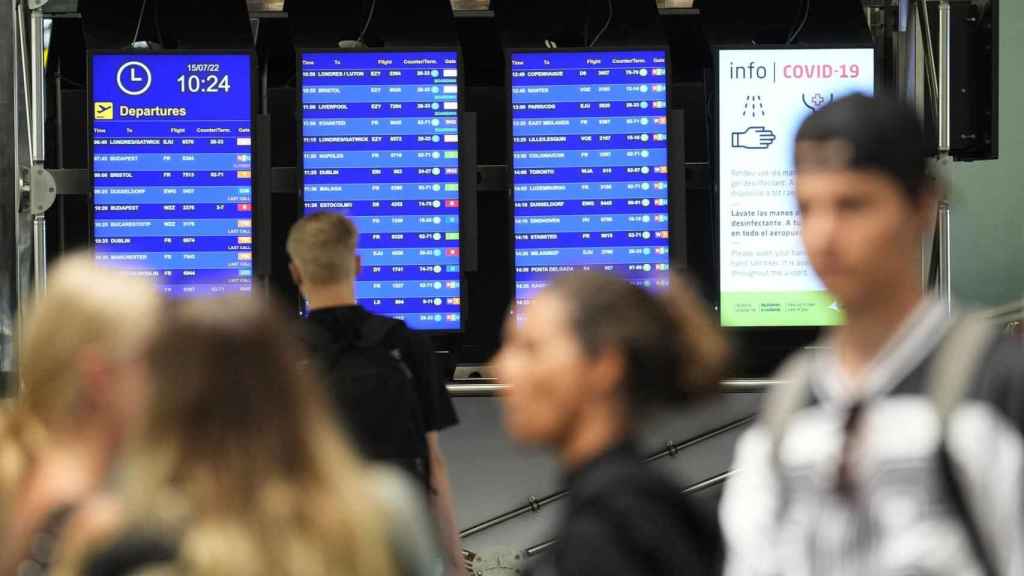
(67, 296, 439, 576)
(0, 253, 161, 575)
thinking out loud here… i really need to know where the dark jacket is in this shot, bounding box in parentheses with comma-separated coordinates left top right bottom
(532, 442, 722, 576)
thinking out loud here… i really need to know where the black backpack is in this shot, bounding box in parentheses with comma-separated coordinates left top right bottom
(316, 315, 431, 489)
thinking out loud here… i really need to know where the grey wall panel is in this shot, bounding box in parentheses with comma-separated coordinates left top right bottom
(950, 1, 1024, 308)
(439, 392, 764, 562)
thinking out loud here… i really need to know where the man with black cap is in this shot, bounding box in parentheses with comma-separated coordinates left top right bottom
(719, 94, 1024, 576)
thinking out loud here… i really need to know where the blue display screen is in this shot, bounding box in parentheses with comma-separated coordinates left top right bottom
(510, 50, 671, 309)
(300, 51, 461, 331)
(90, 53, 254, 298)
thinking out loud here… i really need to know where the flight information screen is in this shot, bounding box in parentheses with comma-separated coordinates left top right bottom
(90, 52, 254, 297)
(510, 50, 671, 309)
(300, 51, 461, 331)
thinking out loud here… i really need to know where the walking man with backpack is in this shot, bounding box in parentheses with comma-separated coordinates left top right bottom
(719, 94, 1024, 576)
(287, 212, 465, 576)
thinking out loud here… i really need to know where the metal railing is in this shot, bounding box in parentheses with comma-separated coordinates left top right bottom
(988, 298, 1024, 323)
(458, 415, 754, 540)
(447, 379, 777, 398)
(987, 299, 1024, 337)
(239, 1, 700, 17)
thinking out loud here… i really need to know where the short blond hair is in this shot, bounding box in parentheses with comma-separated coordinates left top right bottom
(286, 213, 358, 286)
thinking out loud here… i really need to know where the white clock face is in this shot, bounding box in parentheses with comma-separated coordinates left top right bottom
(116, 61, 153, 96)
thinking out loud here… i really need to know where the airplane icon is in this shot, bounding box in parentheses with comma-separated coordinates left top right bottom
(94, 102, 114, 120)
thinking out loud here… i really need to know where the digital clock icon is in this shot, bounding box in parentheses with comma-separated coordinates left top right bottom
(116, 61, 152, 96)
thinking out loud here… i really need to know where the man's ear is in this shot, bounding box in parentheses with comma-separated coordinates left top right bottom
(289, 262, 302, 288)
(354, 255, 362, 275)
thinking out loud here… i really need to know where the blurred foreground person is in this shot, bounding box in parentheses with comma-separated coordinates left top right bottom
(0, 254, 160, 575)
(288, 212, 464, 575)
(494, 271, 728, 576)
(720, 95, 1024, 576)
(67, 296, 441, 576)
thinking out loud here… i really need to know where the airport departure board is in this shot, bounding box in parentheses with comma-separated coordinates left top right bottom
(90, 52, 254, 297)
(510, 50, 671, 309)
(300, 51, 462, 331)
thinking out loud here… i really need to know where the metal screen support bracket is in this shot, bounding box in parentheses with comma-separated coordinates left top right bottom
(935, 0, 952, 314)
(936, 196, 952, 314)
(22, 164, 55, 216)
(21, 0, 48, 297)
(19, 164, 53, 297)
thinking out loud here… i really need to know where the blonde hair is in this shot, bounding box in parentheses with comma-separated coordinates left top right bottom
(286, 212, 358, 286)
(120, 296, 396, 576)
(0, 253, 160, 499)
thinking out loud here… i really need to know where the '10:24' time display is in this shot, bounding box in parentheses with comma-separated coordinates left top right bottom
(176, 73, 232, 93)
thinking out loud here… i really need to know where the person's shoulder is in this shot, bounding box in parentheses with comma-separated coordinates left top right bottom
(566, 467, 721, 573)
(375, 316, 437, 363)
(366, 465, 425, 512)
(769, 348, 817, 383)
(362, 309, 405, 326)
(757, 348, 821, 433)
(969, 333, 1024, 411)
(364, 466, 443, 576)
(574, 459, 698, 528)
(557, 509, 621, 556)
(984, 333, 1024, 375)
(362, 311, 414, 341)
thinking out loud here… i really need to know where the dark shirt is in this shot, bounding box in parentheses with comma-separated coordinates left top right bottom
(304, 305, 458, 434)
(532, 442, 722, 576)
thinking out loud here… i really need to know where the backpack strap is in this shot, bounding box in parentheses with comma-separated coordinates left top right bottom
(763, 353, 814, 455)
(762, 353, 814, 519)
(355, 315, 415, 383)
(355, 315, 404, 349)
(317, 314, 406, 373)
(928, 312, 997, 422)
(927, 312, 1000, 576)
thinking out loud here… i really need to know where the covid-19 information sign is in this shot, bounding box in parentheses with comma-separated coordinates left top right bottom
(717, 47, 874, 327)
(90, 52, 255, 298)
